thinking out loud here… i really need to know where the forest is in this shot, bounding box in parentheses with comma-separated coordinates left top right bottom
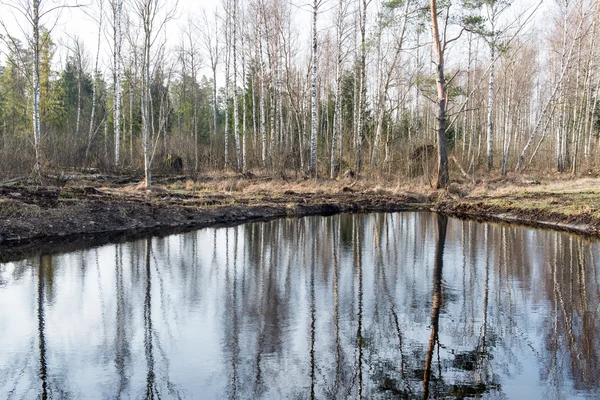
(0, 0, 599, 188)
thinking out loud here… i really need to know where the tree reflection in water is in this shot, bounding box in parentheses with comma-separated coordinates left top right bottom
(0, 213, 600, 399)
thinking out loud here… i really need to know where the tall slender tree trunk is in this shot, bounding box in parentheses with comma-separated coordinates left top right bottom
(192, 50, 199, 172)
(331, 0, 343, 179)
(129, 80, 134, 164)
(486, 43, 495, 171)
(87, 1, 103, 161)
(310, 0, 318, 176)
(232, 0, 241, 170)
(259, 36, 267, 169)
(556, 3, 569, 173)
(143, 33, 151, 187)
(113, 0, 123, 166)
(75, 44, 82, 139)
(501, 62, 514, 176)
(355, 0, 367, 174)
(430, 0, 449, 188)
(32, 0, 42, 179)
(224, 4, 231, 169)
(371, 1, 409, 169)
(515, 14, 584, 172)
(241, 23, 247, 173)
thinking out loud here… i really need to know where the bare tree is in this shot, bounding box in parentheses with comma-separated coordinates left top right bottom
(330, 0, 351, 179)
(198, 8, 221, 140)
(429, 0, 450, 188)
(309, 0, 323, 177)
(130, 0, 177, 187)
(0, 0, 83, 181)
(85, 0, 104, 161)
(232, 0, 242, 170)
(110, 0, 124, 165)
(355, 0, 367, 175)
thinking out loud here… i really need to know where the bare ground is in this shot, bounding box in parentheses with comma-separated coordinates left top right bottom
(2, 171, 600, 261)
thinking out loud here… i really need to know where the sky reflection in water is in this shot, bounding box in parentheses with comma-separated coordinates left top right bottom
(1, 212, 599, 399)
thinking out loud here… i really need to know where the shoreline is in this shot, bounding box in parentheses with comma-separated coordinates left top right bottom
(2, 177, 600, 261)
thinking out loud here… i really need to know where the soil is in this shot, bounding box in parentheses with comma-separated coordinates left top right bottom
(0, 178, 430, 261)
(3, 173, 600, 262)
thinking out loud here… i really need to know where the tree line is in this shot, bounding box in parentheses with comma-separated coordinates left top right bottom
(0, 0, 599, 187)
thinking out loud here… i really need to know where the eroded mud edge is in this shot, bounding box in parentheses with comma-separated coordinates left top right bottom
(4, 194, 600, 263)
(0, 199, 426, 262)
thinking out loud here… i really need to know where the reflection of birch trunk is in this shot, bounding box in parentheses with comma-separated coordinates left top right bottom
(552, 234, 585, 377)
(378, 216, 405, 378)
(230, 228, 239, 398)
(333, 216, 342, 387)
(355, 215, 364, 399)
(423, 215, 447, 399)
(478, 225, 490, 382)
(38, 256, 49, 400)
(115, 245, 129, 397)
(144, 239, 156, 399)
(252, 225, 266, 397)
(310, 217, 316, 400)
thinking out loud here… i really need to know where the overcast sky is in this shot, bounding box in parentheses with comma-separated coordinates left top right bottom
(0, 0, 547, 84)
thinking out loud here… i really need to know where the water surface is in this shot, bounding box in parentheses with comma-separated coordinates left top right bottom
(1, 213, 599, 399)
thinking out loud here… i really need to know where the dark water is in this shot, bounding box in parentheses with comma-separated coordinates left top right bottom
(1, 213, 599, 399)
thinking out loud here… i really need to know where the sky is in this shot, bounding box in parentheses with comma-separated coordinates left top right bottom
(0, 0, 550, 86)
(0, 0, 315, 80)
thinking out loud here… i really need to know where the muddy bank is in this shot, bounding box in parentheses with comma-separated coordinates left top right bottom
(0, 184, 428, 261)
(432, 202, 600, 237)
(4, 176, 600, 261)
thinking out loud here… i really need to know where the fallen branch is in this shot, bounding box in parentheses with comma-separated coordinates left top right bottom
(0, 176, 26, 185)
(451, 156, 473, 183)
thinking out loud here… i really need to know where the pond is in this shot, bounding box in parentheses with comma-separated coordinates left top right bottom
(1, 213, 599, 399)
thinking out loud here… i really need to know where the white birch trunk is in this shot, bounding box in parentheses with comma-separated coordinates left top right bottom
(330, 0, 343, 179)
(515, 14, 584, 171)
(87, 0, 103, 161)
(241, 15, 247, 174)
(114, 0, 123, 166)
(355, 0, 367, 174)
(310, 0, 318, 176)
(259, 36, 267, 169)
(232, 0, 241, 170)
(224, 1, 231, 169)
(33, 0, 42, 177)
(486, 44, 495, 171)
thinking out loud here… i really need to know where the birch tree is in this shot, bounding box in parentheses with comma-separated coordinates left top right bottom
(198, 9, 221, 139)
(465, 0, 513, 171)
(0, 0, 83, 180)
(110, 0, 124, 165)
(370, 0, 411, 169)
(232, 0, 242, 170)
(309, 0, 321, 177)
(330, 0, 349, 178)
(355, 0, 367, 175)
(86, 0, 103, 160)
(131, 0, 177, 187)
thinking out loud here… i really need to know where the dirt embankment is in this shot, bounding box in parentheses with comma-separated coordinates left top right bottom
(0, 179, 430, 260)
(3, 174, 600, 261)
(434, 178, 600, 236)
